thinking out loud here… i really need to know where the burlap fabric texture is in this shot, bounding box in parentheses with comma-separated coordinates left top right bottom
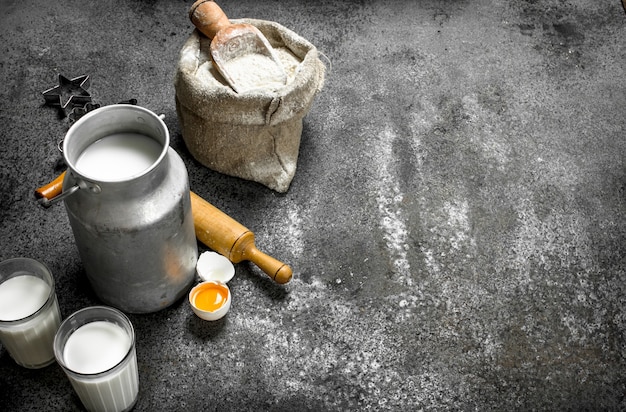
(175, 19, 325, 192)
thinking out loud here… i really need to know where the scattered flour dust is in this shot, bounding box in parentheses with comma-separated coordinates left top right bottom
(461, 94, 511, 168)
(221, 278, 450, 409)
(511, 191, 608, 348)
(374, 127, 412, 286)
(408, 105, 442, 277)
(407, 104, 476, 275)
(443, 199, 471, 251)
(511, 194, 594, 295)
(286, 202, 304, 258)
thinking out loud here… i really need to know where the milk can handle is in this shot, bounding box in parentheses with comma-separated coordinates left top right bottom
(35, 170, 79, 208)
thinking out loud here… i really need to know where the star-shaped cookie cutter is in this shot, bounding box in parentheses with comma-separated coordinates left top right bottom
(42, 74, 92, 111)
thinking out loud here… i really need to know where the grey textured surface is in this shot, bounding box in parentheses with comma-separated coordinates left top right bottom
(1, 0, 625, 410)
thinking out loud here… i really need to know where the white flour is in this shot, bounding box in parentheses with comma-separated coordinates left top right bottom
(220, 47, 301, 92)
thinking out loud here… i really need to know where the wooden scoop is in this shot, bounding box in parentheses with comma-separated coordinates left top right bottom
(189, 0, 287, 93)
(35, 171, 293, 284)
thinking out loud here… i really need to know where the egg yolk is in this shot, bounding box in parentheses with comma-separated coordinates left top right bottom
(194, 284, 228, 312)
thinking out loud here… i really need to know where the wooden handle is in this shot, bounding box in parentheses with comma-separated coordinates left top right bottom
(189, 0, 231, 40)
(229, 230, 293, 285)
(34, 170, 66, 200)
(190, 192, 293, 284)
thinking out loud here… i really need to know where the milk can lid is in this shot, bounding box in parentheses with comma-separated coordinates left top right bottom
(196, 251, 235, 283)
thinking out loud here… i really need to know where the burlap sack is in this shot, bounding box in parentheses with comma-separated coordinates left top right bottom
(175, 19, 325, 192)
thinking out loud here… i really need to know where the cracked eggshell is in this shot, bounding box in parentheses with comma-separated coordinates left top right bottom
(196, 251, 235, 283)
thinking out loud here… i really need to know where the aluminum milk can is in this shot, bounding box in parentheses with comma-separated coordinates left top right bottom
(61, 105, 198, 313)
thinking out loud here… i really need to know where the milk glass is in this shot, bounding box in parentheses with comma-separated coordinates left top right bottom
(54, 306, 139, 412)
(0, 258, 61, 368)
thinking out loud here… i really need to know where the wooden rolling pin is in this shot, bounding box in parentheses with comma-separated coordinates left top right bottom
(35, 171, 293, 284)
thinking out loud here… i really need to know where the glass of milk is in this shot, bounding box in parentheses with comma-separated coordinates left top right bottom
(0, 257, 62, 368)
(54, 306, 139, 412)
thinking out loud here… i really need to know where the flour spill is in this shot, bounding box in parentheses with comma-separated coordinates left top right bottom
(224, 278, 446, 409)
(286, 203, 304, 258)
(443, 200, 471, 251)
(374, 127, 411, 285)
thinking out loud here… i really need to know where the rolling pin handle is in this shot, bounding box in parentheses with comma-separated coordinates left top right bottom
(274, 264, 294, 285)
(243, 246, 293, 284)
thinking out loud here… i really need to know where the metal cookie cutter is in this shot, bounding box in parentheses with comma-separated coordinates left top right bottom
(42, 74, 92, 113)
